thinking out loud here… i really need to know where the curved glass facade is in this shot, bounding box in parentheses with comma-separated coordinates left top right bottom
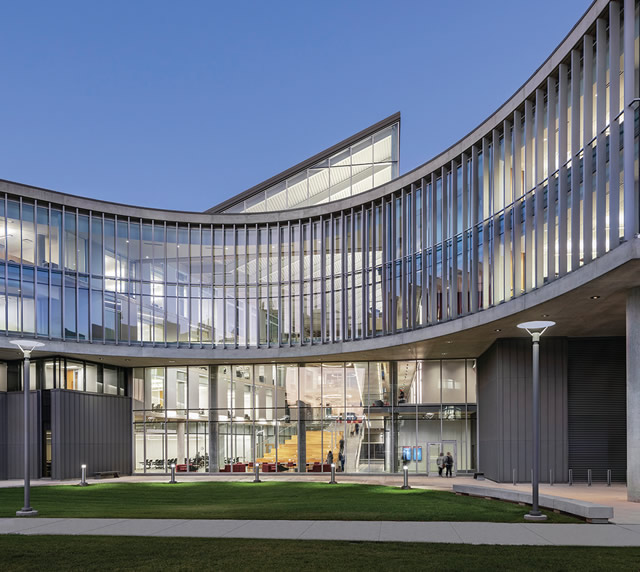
(0, 0, 637, 346)
(0, 0, 638, 479)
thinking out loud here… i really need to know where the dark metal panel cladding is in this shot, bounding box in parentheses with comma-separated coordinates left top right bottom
(0, 393, 6, 480)
(568, 338, 626, 482)
(478, 338, 569, 483)
(5, 392, 41, 479)
(50, 390, 132, 480)
(477, 342, 500, 481)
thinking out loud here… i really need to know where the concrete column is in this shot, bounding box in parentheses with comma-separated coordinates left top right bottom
(208, 368, 219, 472)
(470, 148, 479, 312)
(546, 76, 557, 282)
(557, 63, 569, 277)
(623, 0, 639, 240)
(595, 18, 607, 257)
(608, 1, 621, 249)
(386, 362, 399, 473)
(627, 287, 640, 501)
(177, 422, 185, 464)
(430, 173, 438, 322)
(297, 400, 307, 472)
(460, 156, 469, 314)
(570, 48, 581, 270)
(450, 162, 458, 318)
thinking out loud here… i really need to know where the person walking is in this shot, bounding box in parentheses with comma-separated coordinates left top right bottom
(445, 451, 454, 477)
(436, 451, 445, 477)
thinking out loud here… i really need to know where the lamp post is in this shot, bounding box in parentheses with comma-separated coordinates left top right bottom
(10, 339, 44, 517)
(517, 321, 554, 522)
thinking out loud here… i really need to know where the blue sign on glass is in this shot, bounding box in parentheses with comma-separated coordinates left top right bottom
(402, 447, 412, 461)
(413, 447, 422, 461)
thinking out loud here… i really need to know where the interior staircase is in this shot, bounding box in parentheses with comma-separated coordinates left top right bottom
(257, 430, 343, 465)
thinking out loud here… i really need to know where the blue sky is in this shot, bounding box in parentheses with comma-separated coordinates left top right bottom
(1, 1, 590, 212)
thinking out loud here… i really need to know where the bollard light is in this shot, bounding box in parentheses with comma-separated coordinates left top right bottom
(549, 469, 553, 486)
(513, 468, 517, 486)
(607, 469, 612, 487)
(329, 463, 337, 484)
(253, 462, 261, 483)
(588, 468, 592, 487)
(400, 465, 411, 490)
(169, 463, 177, 484)
(569, 468, 573, 486)
(79, 464, 88, 487)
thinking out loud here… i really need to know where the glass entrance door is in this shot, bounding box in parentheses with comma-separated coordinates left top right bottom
(426, 440, 457, 476)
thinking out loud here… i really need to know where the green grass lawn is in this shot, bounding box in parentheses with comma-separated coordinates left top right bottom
(0, 536, 638, 571)
(0, 482, 579, 522)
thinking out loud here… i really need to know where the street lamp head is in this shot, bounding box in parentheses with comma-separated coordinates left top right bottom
(10, 340, 44, 357)
(517, 321, 556, 338)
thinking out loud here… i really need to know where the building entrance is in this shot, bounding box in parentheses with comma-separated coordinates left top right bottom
(427, 441, 457, 476)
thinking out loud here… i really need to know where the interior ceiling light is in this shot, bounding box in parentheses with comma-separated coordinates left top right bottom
(590, 295, 600, 299)
(495, 328, 502, 332)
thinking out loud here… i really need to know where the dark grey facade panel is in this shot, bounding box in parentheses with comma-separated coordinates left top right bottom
(477, 342, 499, 478)
(4, 392, 41, 479)
(568, 338, 626, 482)
(50, 390, 132, 480)
(0, 393, 6, 480)
(478, 338, 568, 483)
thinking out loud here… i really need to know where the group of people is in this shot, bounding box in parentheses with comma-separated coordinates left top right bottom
(326, 438, 346, 471)
(436, 451, 455, 477)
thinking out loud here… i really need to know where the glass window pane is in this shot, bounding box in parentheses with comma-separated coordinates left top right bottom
(65, 361, 84, 391)
(419, 361, 440, 403)
(104, 366, 118, 395)
(442, 360, 466, 403)
(86, 363, 98, 393)
(467, 360, 477, 403)
(145, 367, 165, 410)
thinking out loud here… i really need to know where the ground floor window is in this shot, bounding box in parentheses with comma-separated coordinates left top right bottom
(132, 360, 477, 474)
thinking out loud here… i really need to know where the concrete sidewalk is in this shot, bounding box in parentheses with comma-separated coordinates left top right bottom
(2, 517, 640, 546)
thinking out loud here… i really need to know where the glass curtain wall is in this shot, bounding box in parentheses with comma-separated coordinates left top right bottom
(0, 3, 635, 356)
(132, 359, 477, 474)
(0, 357, 125, 394)
(223, 123, 400, 213)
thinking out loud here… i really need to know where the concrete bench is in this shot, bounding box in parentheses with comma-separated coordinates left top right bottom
(452, 484, 613, 523)
(93, 471, 120, 479)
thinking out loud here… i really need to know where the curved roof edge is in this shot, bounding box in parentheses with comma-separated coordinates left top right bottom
(204, 111, 401, 214)
(0, 0, 604, 222)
